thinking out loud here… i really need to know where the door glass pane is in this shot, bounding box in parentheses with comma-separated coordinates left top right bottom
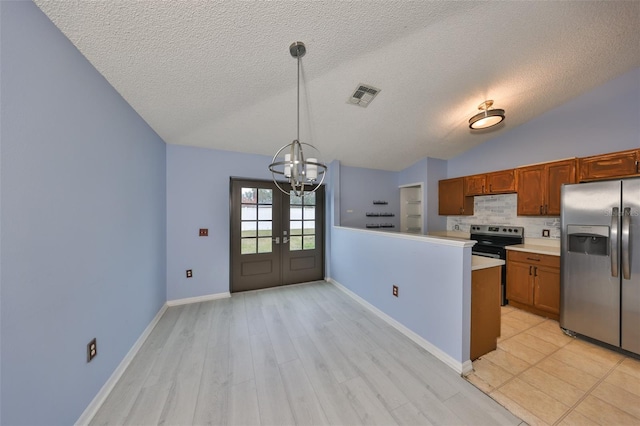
(289, 236, 302, 251)
(258, 238, 272, 253)
(242, 188, 257, 204)
(240, 186, 274, 255)
(303, 192, 316, 206)
(241, 205, 257, 221)
(290, 206, 302, 220)
(258, 205, 272, 220)
(241, 221, 257, 237)
(303, 206, 315, 220)
(303, 236, 315, 250)
(258, 189, 273, 205)
(290, 221, 303, 235)
(258, 221, 272, 237)
(303, 221, 315, 235)
(290, 192, 303, 205)
(241, 238, 257, 254)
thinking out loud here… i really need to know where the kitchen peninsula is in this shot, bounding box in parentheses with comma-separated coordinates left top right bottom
(329, 226, 503, 374)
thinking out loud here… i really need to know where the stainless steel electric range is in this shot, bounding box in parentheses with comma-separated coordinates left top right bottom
(470, 224, 524, 306)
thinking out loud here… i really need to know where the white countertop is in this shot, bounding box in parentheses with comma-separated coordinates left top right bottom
(472, 255, 505, 271)
(506, 244, 560, 257)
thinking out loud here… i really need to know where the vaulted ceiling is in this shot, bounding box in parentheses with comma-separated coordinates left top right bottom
(35, 1, 640, 171)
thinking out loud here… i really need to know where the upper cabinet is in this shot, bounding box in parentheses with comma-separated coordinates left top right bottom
(578, 149, 640, 182)
(517, 159, 577, 216)
(464, 169, 515, 196)
(439, 178, 474, 215)
(439, 149, 636, 218)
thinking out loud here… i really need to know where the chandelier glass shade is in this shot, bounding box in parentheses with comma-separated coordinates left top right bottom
(468, 100, 505, 130)
(268, 42, 327, 196)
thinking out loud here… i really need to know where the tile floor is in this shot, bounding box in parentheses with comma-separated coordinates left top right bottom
(465, 305, 640, 426)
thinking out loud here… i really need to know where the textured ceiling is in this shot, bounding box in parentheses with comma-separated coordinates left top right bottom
(35, 1, 640, 171)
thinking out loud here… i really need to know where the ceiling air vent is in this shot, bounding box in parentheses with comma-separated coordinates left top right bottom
(348, 83, 381, 108)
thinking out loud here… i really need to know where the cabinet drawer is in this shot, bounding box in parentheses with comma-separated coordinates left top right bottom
(507, 250, 559, 268)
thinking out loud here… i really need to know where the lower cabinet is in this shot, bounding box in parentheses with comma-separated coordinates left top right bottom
(470, 266, 501, 360)
(506, 250, 560, 320)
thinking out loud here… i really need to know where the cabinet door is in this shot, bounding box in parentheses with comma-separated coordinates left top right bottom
(506, 261, 533, 305)
(439, 178, 473, 215)
(487, 170, 515, 194)
(533, 265, 560, 315)
(578, 149, 640, 181)
(546, 159, 576, 216)
(516, 165, 545, 215)
(464, 175, 486, 196)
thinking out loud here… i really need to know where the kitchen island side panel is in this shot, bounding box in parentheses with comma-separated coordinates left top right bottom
(329, 226, 472, 366)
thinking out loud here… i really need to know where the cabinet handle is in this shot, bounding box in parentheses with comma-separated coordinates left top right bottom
(527, 257, 541, 261)
(489, 184, 493, 192)
(636, 160, 639, 173)
(533, 266, 538, 277)
(529, 265, 533, 275)
(482, 185, 485, 193)
(544, 205, 548, 215)
(539, 205, 543, 214)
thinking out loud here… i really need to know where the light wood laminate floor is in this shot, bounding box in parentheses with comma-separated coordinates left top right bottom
(466, 305, 640, 426)
(91, 281, 523, 425)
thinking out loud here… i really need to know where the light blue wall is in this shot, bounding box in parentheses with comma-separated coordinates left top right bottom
(426, 158, 448, 231)
(166, 144, 275, 300)
(339, 165, 400, 230)
(0, 2, 167, 425)
(330, 227, 472, 364)
(448, 67, 640, 177)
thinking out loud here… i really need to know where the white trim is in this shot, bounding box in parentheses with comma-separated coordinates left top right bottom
(166, 291, 231, 306)
(328, 278, 470, 375)
(75, 303, 168, 426)
(332, 225, 475, 248)
(398, 181, 423, 188)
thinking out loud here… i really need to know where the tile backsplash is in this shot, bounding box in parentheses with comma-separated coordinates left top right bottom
(446, 193, 561, 239)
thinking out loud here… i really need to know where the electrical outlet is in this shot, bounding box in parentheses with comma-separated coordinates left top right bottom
(87, 338, 97, 362)
(186, 269, 193, 278)
(199, 228, 208, 236)
(392, 285, 399, 297)
(542, 229, 550, 237)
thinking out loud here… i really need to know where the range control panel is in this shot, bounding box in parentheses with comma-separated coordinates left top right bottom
(470, 224, 524, 236)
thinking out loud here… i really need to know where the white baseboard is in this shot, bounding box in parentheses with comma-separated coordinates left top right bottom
(166, 291, 231, 306)
(75, 303, 168, 426)
(328, 278, 471, 376)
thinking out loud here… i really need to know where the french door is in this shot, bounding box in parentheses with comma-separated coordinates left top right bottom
(230, 178, 325, 292)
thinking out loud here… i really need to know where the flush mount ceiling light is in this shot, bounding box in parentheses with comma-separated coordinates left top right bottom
(268, 41, 327, 197)
(468, 100, 505, 130)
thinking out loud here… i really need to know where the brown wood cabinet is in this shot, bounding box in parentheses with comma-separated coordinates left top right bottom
(438, 178, 474, 215)
(516, 159, 576, 216)
(464, 170, 515, 196)
(470, 266, 501, 360)
(578, 149, 640, 181)
(506, 250, 560, 320)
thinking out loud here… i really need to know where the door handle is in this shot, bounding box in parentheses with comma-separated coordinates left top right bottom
(282, 236, 290, 244)
(622, 207, 631, 280)
(611, 207, 619, 278)
(272, 237, 280, 244)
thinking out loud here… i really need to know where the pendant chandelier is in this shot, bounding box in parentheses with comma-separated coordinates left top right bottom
(268, 41, 327, 197)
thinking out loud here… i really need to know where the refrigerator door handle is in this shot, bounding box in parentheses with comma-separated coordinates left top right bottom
(622, 207, 631, 280)
(611, 207, 619, 278)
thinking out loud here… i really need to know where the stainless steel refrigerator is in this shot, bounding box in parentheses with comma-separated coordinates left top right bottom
(560, 178, 639, 355)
